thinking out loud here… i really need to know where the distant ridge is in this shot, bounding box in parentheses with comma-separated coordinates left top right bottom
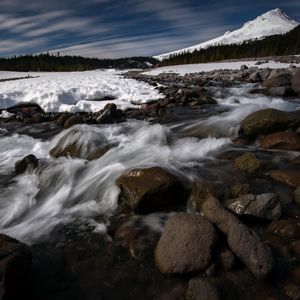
(155, 8, 299, 60)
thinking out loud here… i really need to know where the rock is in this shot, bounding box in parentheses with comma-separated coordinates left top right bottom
(31, 113, 47, 123)
(64, 115, 83, 128)
(201, 197, 240, 234)
(259, 68, 271, 80)
(55, 113, 70, 126)
(5, 102, 44, 115)
(230, 183, 250, 197)
(154, 213, 218, 274)
(249, 72, 262, 83)
(288, 265, 300, 284)
(234, 153, 264, 176)
(188, 180, 230, 213)
(291, 240, 300, 256)
(227, 223, 274, 279)
(261, 131, 300, 151)
(186, 277, 237, 300)
(294, 186, 300, 206)
(240, 65, 248, 71)
(291, 70, 300, 95)
(239, 109, 300, 137)
(116, 167, 185, 214)
(50, 127, 110, 160)
(282, 281, 300, 300)
(217, 249, 235, 271)
(0, 234, 32, 300)
(270, 169, 300, 188)
(262, 72, 291, 89)
(267, 219, 300, 240)
(15, 154, 38, 175)
(224, 193, 281, 220)
(268, 86, 293, 97)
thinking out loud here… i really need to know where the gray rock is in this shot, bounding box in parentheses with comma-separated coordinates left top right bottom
(225, 193, 281, 220)
(15, 154, 38, 175)
(154, 213, 218, 274)
(249, 72, 262, 83)
(228, 223, 274, 279)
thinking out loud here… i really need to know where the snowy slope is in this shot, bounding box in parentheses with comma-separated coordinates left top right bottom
(155, 8, 299, 60)
(0, 70, 162, 113)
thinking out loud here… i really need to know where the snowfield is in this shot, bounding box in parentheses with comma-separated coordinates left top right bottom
(144, 60, 300, 76)
(0, 70, 162, 113)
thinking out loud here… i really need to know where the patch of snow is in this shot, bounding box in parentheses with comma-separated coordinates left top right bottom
(156, 9, 299, 60)
(0, 110, 14, 118)
(0, 70, 162, 113)
(144, 60, 300, 76)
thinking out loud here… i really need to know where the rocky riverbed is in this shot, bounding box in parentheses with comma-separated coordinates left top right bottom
(1, 64, 300, 299)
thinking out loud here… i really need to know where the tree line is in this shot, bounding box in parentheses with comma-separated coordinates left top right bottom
(0, 53, 159, 72)
(160, 25, 300, 66)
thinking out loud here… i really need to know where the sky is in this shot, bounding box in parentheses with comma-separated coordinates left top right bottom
(0, 0, 300, 59)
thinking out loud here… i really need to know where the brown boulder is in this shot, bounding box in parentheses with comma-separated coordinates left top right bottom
(261, 131, 300, 151)
(116, 167, 185, 214)
(0, 234, 32, 300)
(240, 109, 300, 137)
(154, 213, 218, 274)
(262, 72, 291, 89)
(234, 153, 264, 176)
(270, 169, 300, 188)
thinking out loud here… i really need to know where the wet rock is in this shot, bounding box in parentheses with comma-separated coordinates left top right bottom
(228, 222, 274, 279)
(249, 72, 262, 83)
(31, 113, 47, 123)
(201, 196, 240, 234)
(4, 102, 44, 115)
(240, 65, 248, 71)
(262, 72, 292, 89)
(267, 219, 300, 240)
(288, 265, 300, 284)
(291, 70, 300, 95)
(291, 240, 300, 256)
(270, 169, 300, 188)
(234, 153, 264, 176)
(186, 277, 236, 300)
(261, 131, 300, 151)
(0, 234, 32, 300)
(64, 115, 83, 128)
(188, 180, 230, 212)
(282, 281, 300, 300)
(50, 128, 110, 160)
(294, 187, 300, 206)
(239, 109, 300, 137)
(154, 213, 218, 274)
(264, 233, 291, 258)
(217, 248, 235, 271)
(230, 183, 250, 197)
(55, 113, 71, 126)
(225, 193, 281, 220)
(116, 167, 185, 214)
(15, 154, 38, 175)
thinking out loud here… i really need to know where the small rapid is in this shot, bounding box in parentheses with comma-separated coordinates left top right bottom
(0, 84, 300, 243)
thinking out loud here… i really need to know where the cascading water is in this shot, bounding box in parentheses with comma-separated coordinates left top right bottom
(1, 83, 300, 244)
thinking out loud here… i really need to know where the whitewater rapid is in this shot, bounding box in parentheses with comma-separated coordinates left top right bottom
(1, 83, 300, 243)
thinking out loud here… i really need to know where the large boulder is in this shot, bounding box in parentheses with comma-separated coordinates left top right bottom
(291, 70, 300, 95)
(262, 72, 291, 89)
(239, 109, 300, 137)
(224, 193, 281, 220)
(15, 154, 38, 175)
(261, 131, 300, 151)
(50, 127, 111, 160)
(227, 223, 274, 279)
(0, 234, 32, 300)
(116, 167, 185, 214)
(154, 213, 218, 274)
(270, 169, 300, 188)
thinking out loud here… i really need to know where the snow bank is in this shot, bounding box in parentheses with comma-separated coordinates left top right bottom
(0, 70, 162, 113)
(144, 60, 300, 76)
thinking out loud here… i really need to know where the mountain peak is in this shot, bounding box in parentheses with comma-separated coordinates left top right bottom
(155, 9, 299, 60)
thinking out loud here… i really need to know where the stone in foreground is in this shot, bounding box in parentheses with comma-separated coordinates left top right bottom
(154, 213, 218, 274)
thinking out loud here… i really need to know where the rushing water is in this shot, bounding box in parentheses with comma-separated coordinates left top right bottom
(0, 84, 300, 243)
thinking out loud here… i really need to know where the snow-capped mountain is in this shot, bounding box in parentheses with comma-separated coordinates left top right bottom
(155, 8, 299, 60)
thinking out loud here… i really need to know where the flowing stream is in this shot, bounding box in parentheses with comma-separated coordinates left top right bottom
(1, 83, 300, 243)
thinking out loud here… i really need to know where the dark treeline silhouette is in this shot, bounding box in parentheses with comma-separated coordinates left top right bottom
(160, 25, 300, 66)
(0, 53, 159, 72)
